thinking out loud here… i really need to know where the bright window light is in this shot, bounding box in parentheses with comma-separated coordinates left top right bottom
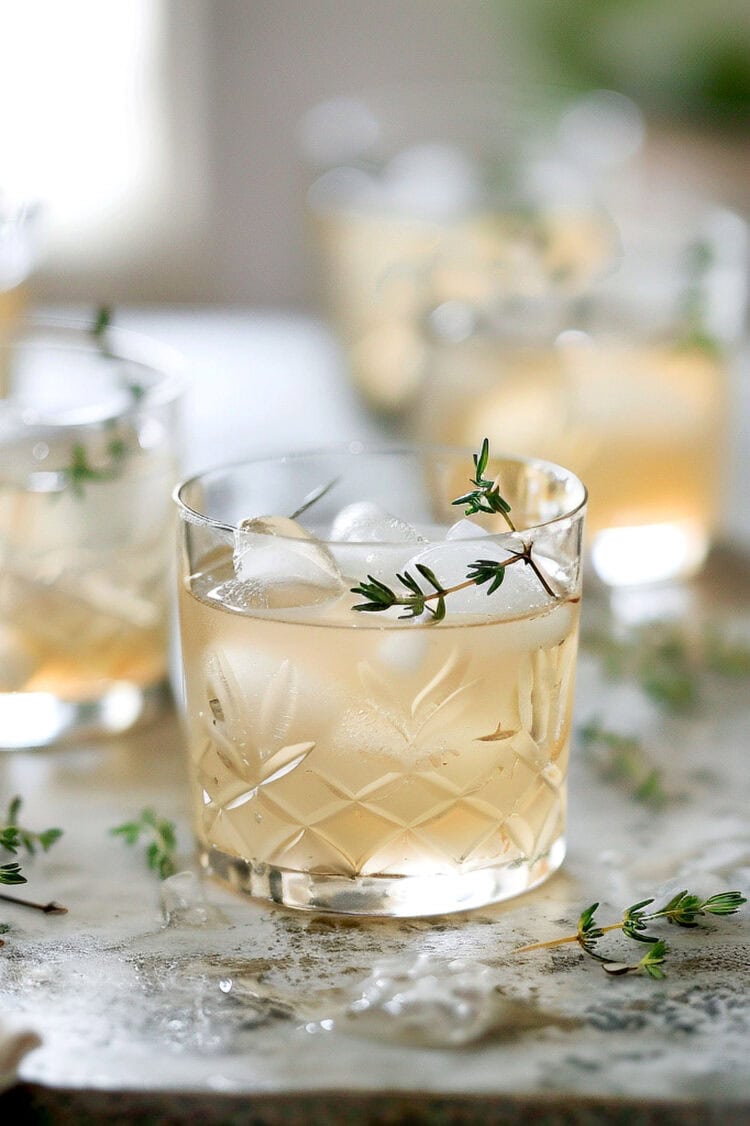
(0, 1, 165, 261)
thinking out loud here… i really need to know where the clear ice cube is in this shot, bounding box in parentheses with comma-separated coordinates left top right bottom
(160, 871, 226, 928)
(376, 629, 429, 673)
(327, 503, 425, 588)
(233, 515, 344, 609)
(330, 501, 424, 544)
(444, 517, 489, 541)
(305, 954, 536, 1047)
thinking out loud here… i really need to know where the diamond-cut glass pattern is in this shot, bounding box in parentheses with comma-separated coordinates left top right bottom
(192, 610, 578, 878)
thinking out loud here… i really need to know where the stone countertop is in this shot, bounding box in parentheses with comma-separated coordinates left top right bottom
(0, 310, 749, 1124)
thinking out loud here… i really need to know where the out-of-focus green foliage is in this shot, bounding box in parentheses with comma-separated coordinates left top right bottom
(496, 0, 750, 125)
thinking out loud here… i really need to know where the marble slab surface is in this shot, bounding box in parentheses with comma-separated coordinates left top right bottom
(0, 311, 749, 1123)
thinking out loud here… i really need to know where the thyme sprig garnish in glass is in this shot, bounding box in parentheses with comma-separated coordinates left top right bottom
(60, 305, 149, 497)
(451, 437, 515, 529)
(91, 303, 114, 353)
(63, 437, 129, 498)
(678, 239, 721, 357)
(111, 808, 178, 880)
(351, 439, 556, 619)
(516, 889, 746, 978)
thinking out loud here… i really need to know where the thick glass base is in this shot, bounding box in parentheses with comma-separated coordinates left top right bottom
(0, 680, 171, 750)
(200, 837, 565, 918)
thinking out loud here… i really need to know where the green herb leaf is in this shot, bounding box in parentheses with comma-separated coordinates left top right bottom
(351, 440, 556, 621)
(579, 719, 670, 809)
(451, 438, 515, 524)
(0, 862, 26, 886)
(576, 902, 604, 952)
(110, 808, 178, 880)
(1, 797, 63, 857)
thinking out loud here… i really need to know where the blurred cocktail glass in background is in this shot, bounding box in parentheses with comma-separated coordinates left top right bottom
(301, 87, 747, 586)
(0, 195, 41, 395)
(0, 318, 183, 748)
(416, 203, 748, 586)
(300, 84, 622, 415)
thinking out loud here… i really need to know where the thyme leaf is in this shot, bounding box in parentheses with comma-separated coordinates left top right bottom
(0, 861, 26, 887)
(62, 436, 129, 499)
(579, 719, 671, 809)
(1, 796, 63, 857)
(450, 437, 515, 528)
(583, 617, 750, 712)
(351, 440, 557, 620)
(111, 808, 178, 880)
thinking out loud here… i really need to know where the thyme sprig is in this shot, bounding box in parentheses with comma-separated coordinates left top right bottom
(678, 240, 721, 356)
(352, 544, 552, 620)
(63, 437, 129, 498)
(579, 719, 670, 809)
(91, 303, 114, 352)
(583, 617, 750, 712)
(451, 437, 515, 530)
(1, 797, 63, 858)
(1, 799, 66, 926)
(351, 440, 556, 619)
(111, 808, 178, 880)
(516, 890, 746, 978)
(60, 305, 148, 497)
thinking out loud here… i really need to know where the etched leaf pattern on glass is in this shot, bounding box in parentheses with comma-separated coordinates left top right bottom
(198, 652, 316, 820)
(354, 649, 480, 768)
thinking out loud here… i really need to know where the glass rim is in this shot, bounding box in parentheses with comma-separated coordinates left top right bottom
(173, 442, 588, 543)
(3, 315, 186, 420)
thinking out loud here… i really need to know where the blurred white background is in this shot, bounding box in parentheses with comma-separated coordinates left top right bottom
(3, 0, 749, 309)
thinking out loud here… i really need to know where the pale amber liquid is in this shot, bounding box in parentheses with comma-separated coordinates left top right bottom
(421, 337, 727, 546)
(0, 443, 175, 699)
(180, 554, 579, 880)
(0, 284, 28, 397)
(310, 207, 615, 412)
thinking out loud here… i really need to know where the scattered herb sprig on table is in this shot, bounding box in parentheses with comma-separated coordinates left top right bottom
(579, 719, 671, 809)
(583, 617, 750, 712)
(1, 797, 62, 858)
(0, 799, 67, 928)
(111, 808, 178, 880)
(351, 439, 557, 620)
(516, 890, 746, 979)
